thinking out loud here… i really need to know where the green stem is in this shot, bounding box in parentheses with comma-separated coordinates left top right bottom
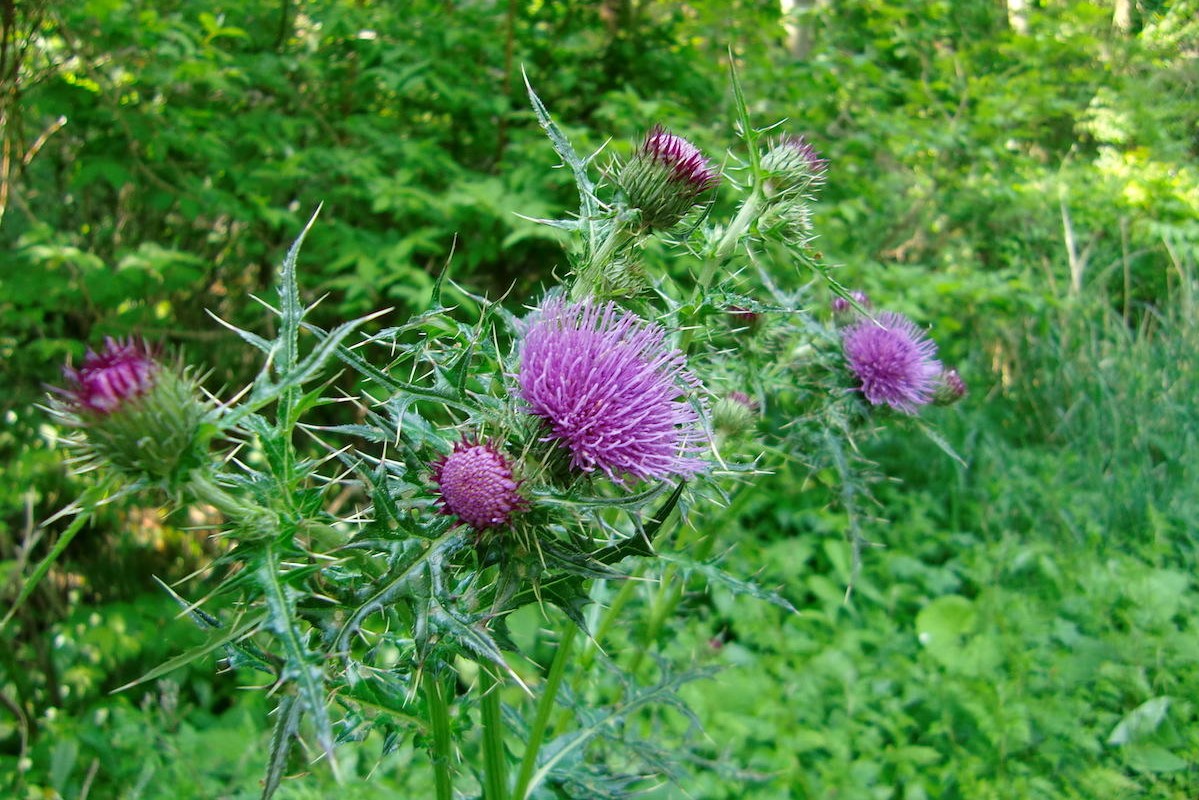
(513, 623, 578, 800)
(572, 575, 639, 682)
(187, 471, 277, 538)
(480, 666, 509, 800)
(698, 191, 763, 294)
(572, 218, 635, 299)
(1, 488, 100, 630)
(425, 668, 455, 800)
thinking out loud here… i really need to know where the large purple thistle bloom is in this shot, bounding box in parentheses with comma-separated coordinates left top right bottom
(842, 312, 941, 414)
(518, 297, 706, 483)
(61, 337, 159, 415)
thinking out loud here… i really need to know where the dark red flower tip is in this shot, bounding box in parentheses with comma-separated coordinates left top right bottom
(643, 125, 720, 192)
(61, 338, 159, 415)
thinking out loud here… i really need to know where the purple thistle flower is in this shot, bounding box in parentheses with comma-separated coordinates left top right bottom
(52, 337, 209, 483)
(432, 439, 524, 530)
(518, 297, 706, 483)
(617, 125, 719, 230)
(61, 337, 159, 414)
(842, 312, 941, 414)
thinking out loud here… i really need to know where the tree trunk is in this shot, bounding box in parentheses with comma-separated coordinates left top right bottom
(1112, 0, 1133, 34)
(780, 0, 819, 59)
(1006, 0, 1029, 35)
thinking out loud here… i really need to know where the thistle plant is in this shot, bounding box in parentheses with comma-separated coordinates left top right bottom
(13, 74, 966, 798)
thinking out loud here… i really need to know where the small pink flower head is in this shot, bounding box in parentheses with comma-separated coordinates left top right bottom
(842, 312, 942, 414)
(61, 338, 159, 415)
(762, 134, 827, 195)
(933, 367, 968, 406)
(432, 439, 524, 531)
(517, 297, 707, 483)
(617, 125, 720, 230)
(832, 291, 871, 316)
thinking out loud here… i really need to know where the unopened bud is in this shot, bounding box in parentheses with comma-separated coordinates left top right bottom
(617, 125, 720, 230)
(54, 338, 210, 484)
(933, 368, 968, 406)
(761, 135, 827, 197)
(832, 291, 871, 316)
(712, 391, 759, 436)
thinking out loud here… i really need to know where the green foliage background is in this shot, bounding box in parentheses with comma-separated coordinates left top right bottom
(3, 0, 1199, 797)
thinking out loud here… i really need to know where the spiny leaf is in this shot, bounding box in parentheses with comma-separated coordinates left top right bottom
(2, 482, 114, 630)
(334, 529, 467, 657)
(523, 69, 598, 223)
(111, 610, 268, 694)
(278, 206, 322, 377)
(656, 552, 798, 614)
(259, 545, 339, 778)
(261, 693, 302, 800)
(525, 664, 719, 797)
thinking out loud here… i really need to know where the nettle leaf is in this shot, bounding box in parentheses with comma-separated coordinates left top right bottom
(1108, 696, 1173, 746)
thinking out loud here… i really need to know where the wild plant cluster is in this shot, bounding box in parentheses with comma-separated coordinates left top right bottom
(21, 79, 963, 798)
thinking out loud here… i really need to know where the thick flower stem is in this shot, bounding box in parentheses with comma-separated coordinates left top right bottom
(424, 668, 455, 800)
(513, 623, 578, 800)
(699, 190, 763, 294)
(479, 666, 510, 800)
(572, 219, 634, 299)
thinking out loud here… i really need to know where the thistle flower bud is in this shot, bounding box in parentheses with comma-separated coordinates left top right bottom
(761, 135, 827, 196)
(431, 439, 525, 531)
(712, 391, 759, 437)
(616, 125, 720, 230)
(933, 368, 968, 406)
(727, 306, 761, 330)
(53, 338, 210, 483)
(832, 291, 871, 316)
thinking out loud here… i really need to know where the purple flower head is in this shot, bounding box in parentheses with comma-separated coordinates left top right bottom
(432, 439, 524, 530)
(642, 126, 721, 192)
(617, 126, 719, 229)
(933, 367, 968, 406)
(762, 135, 828, 194)
(518, 297, 707, 483)
(842, 312, 941, 414)
(832, 291, 871, 315)
(52, 338, 209, 483)
(61, 337, 160, 415)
